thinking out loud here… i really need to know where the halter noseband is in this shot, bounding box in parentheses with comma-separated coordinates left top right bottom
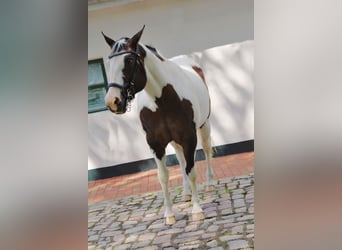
(107, 50, 142, 103)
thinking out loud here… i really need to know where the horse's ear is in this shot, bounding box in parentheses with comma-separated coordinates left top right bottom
(128, 25, 145, 50)
(101, 31, 115, 48)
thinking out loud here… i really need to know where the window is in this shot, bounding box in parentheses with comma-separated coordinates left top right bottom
(88, 59, 108, 113)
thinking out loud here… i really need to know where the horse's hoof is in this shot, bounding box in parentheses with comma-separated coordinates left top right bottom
(182, 194, 192, 202)
(205, 185, 215, 192)
(165, 215, 176, 225)
(192, 211, 205, 221)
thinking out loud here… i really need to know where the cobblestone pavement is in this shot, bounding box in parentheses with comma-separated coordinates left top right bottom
(88, 173, 254, 250)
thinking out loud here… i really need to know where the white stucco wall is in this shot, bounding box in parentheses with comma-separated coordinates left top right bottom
(88, 0, 254, 59)
(88, 0, 254, 170)
(88, 41, 254, 170)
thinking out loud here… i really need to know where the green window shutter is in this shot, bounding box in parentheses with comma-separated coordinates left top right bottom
(88, 59, 108, 113)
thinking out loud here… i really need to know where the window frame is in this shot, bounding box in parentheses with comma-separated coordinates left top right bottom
(88, 58, 109, 113)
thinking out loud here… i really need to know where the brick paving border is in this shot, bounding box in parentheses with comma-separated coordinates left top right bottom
(88, 152, 254, 204)
(88, 173, 254, 249)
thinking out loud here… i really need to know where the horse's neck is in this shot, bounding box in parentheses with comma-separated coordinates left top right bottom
(143, 48, 170, 98)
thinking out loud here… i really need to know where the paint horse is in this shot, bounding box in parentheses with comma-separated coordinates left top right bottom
(102, 26, 215, 224)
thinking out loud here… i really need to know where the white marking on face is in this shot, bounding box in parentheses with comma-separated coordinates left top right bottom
(104, 56, 125, 111)
(105, 40, 128, 111)
(107, 38, 128, 85)
(108, 55, 125, 84)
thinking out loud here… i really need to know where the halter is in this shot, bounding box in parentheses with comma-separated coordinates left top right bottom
(107, 49, 143, 109)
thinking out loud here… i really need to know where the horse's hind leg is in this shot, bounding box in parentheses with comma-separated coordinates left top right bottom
(198, 121, 216, 191)
(187, 166, 204, 221)
(171, 142, 191, 201)
(155, 155, 176, 225)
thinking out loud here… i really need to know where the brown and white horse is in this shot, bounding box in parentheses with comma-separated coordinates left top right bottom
(102, 26, 215, 224)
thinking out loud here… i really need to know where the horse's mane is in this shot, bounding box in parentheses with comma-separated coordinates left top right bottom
(145, 44, 165, 61)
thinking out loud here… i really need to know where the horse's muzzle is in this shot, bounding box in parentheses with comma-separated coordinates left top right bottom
(108, 99, 127, 114)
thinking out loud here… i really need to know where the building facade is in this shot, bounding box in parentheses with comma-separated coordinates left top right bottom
(88, 0, 254, 179)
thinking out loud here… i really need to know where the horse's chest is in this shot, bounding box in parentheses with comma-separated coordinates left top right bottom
(139, 84, 196, 145)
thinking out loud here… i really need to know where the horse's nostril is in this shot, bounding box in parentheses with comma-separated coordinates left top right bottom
(114, 97, 120, 105)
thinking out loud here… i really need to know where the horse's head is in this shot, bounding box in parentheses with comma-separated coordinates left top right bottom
(102, 26, 147, 114)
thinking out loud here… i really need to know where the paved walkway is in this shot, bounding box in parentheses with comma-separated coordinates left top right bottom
(88, 174, 254, 250)
(88, 152, 254, 249)
(88, 152, 254, 204)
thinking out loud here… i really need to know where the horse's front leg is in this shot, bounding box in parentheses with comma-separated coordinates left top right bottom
(155, 155, 176, 225)
(183, 137, 205, 221)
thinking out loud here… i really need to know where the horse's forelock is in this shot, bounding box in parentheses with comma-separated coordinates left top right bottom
(112, 37, 129, 53)
(109, 37, 147, 61)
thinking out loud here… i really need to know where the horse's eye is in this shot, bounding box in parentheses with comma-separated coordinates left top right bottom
(127, 58, 134, 65)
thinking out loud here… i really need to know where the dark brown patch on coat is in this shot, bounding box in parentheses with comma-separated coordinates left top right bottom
(140, 84, 197, 174)
(192, 65, 206, 83)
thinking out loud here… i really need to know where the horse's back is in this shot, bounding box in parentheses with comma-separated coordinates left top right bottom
(169, 55, 200, 75)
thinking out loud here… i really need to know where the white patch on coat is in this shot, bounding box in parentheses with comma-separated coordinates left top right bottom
(137, 91, 158, 112)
